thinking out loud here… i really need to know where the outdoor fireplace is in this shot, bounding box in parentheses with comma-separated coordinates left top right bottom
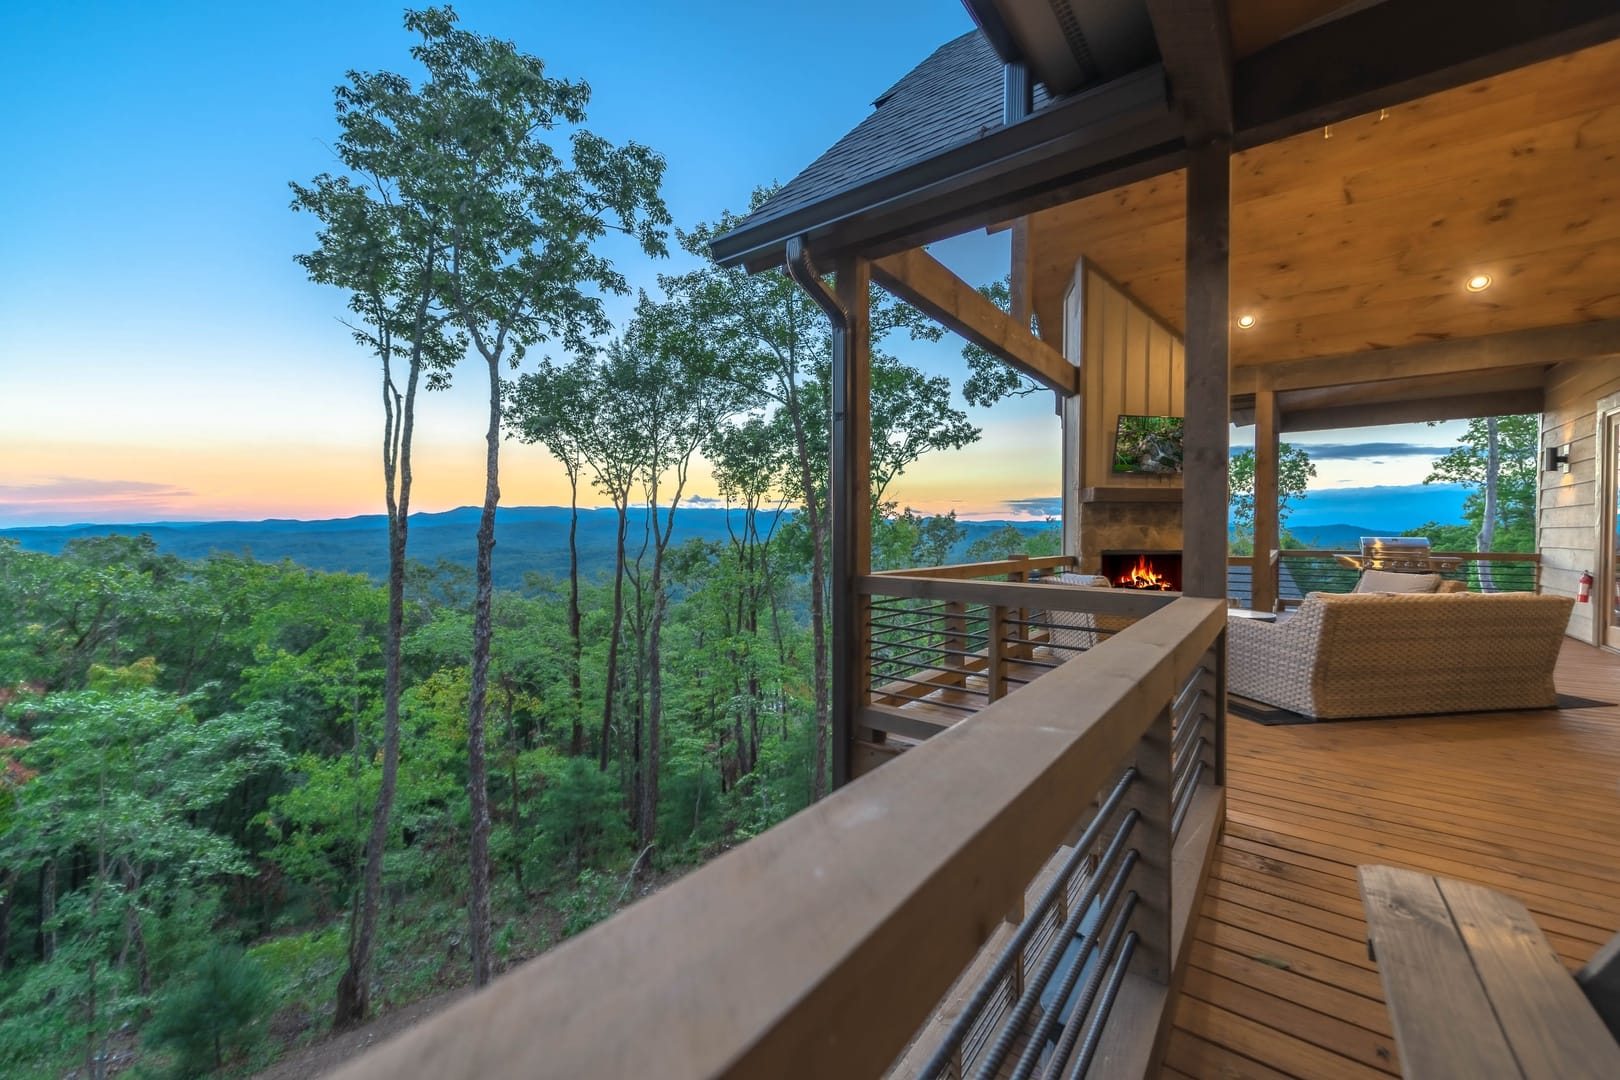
(1100, 550, 1183, 591)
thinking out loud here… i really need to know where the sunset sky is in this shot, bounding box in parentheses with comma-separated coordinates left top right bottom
(1, 1, 1463, 528)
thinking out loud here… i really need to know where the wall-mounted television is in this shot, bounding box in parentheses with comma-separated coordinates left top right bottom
(1112, 414, 1185, 475)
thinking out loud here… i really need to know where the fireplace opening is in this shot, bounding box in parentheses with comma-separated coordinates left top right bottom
(1100, 550, 1183, 591)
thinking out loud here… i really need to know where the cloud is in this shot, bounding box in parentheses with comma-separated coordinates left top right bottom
(1290, 442, 1445, 461)
(682, 495, 724, 509)
(0, 477, 193, 502)
(1001, 496, 1063, 516)
(0, 476, 194, 526)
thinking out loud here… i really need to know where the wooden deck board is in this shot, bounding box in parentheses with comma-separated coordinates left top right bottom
(1168, 639, 1620, 1079)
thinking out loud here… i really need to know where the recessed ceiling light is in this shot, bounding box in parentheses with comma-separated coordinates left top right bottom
(1466, 273, 1492, 292)
(1236, 314, 1257, 329)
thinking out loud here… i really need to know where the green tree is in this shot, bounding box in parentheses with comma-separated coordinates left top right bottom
(356, 5, 668, 989)
(0, 679, 284, 1074)
(291, 20, 466, 1023)
(663, 192, 968, 797)
(958, 277, 1046, 407)
(1422, 415, 1539, 563)
(145, 945, 271, 1077)
(507, 359, 593, 756)
(964, 521, 1062, 562)
(1228, 444, 1318, 552)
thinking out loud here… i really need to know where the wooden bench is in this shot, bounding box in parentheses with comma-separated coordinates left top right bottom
(1357, 865, 1620, 1079)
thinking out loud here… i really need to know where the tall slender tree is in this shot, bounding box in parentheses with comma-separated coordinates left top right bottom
(507, 360, 592, 756)
(391, 7, 668, 986)
(291, 61, 463, 1026)
(663, 193, 954, 797)
(617, 298, 743, 846)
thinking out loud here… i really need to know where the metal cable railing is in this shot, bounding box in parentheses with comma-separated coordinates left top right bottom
(1041, 890, 1141, 1080)
(971, 822, 1141, 1080)
(916, 767, 1138, 1079)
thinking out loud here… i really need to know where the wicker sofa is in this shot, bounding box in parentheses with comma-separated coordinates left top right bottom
(1228, 591, 1575, 719)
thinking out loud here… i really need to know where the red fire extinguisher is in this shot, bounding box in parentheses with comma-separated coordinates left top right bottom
(1577, 570, 1593, 604)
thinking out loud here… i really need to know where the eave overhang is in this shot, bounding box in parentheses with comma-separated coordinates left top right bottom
(710, 64, 1179, 273)
(712, 0, 1620, 274)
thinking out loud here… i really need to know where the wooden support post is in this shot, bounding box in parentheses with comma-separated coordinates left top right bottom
(1127, 704, 1175, 984)
(987, 606, 1008, 703)
(1061, 392, 1083, 560)
(1252, 381, 1280, 613)
(831, 256, 872, 789)
(1009, 218, 1033, 328)
(1209, 632, 1227, 787)
(1181, 139, 1231, 601)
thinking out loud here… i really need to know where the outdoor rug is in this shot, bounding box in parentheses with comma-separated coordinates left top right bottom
(1229, 693, 1616, 726)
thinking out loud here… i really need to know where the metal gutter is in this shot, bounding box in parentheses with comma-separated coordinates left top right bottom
(783, 237, 857, 789)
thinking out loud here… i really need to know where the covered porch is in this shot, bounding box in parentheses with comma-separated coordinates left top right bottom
(330, 3, 1620, 1077)
(1168, 640, 1620, 1078)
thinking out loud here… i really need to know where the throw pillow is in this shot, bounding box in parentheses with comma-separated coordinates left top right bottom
(1355, 569, 1441, 594)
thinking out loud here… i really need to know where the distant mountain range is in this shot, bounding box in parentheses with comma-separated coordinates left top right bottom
(0, 483, 1471, 585)
(0, 506, 1056, 588)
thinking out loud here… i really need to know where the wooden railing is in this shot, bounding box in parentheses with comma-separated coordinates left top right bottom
(859, 557, 1178, 749)
(328, 597, 1230, 1080)
(1230, 549, 1542, 610)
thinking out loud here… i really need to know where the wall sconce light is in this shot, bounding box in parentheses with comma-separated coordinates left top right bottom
(1543, 445, 1571, 472)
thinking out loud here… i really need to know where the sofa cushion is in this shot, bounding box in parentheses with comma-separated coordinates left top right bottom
(1355, 569, 1441, 594)
(1050, 572, 1112, 588)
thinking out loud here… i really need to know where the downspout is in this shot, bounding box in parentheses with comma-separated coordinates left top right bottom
(784, 237, 859, 789)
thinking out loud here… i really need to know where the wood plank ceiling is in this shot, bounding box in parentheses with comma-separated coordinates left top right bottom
(1028, 36, 1620, 370)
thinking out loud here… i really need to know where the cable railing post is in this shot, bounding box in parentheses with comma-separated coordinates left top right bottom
(1125, 702, 1174, 983)
(987, 605, 1008, 702)
(943, 599, 967, 684)
(1008, 552, 1031, 659)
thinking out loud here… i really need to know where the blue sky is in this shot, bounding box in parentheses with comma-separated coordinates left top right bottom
(0, 1, 1465, 528)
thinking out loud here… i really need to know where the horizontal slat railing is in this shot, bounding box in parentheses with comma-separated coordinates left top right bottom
(329, 598, 1229, 1080)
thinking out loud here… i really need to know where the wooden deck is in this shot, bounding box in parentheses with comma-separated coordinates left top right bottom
(1165, 639, 1620, 1079)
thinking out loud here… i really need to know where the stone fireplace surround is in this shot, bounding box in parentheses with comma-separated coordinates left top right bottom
(1074, 487, 1184, 584)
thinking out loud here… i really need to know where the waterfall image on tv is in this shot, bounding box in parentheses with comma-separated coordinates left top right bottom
(1112, 414, 1185, 475)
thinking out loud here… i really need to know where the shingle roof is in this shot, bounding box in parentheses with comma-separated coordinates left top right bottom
(733, 29, 1051, 236)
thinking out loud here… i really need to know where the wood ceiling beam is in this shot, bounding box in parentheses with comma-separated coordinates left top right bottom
(871, 247, 1077, 395)
(1146, 0, 1235, 142)
(1275, 366, 1549, 413)
(1234, 0, 1620, 149)
(1277, 388, 1547, 433)
(1228, 318, 1620, 396)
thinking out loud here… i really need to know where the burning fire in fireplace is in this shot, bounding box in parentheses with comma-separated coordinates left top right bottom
(1114, 553, 1175, 590)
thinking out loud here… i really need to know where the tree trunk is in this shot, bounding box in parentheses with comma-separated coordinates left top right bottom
(465, 352, 499, 989)
(642, 562, 666, 849)
(0, 868, 10, 973)
(335, 321, 422, 1029)
(39, 860, 56, 961)
(1479, 416, 1500, 592)
(567, 473, 584, 757)
(599, 503, 630, 771)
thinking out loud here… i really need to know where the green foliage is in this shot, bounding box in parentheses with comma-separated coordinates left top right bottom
(964, 521, 1062, 562)
(145, 945, 271, 1077)
(1229, 444, 1318, 551)
(1421, 415, 1538, 553)
(1114, 415, 1185, 474)
(527, 753, 629, 879)
(552, 868, 619, 938)
(957, 277, 1044, 407)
